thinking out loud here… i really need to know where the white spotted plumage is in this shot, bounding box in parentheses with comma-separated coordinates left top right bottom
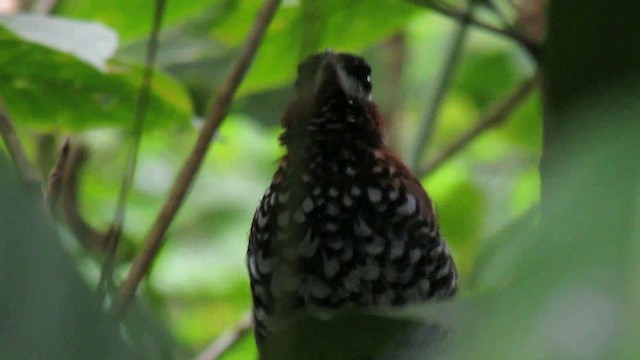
(247, 148, 458, 340)
(247, 52, 457, 343)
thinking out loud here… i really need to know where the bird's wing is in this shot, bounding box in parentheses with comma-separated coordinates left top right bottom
(375, 149, 458, 299)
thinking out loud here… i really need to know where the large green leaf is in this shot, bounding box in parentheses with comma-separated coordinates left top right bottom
(0, 15, 192, 131)
(0, 14, 117, 70)
(448, 1, 640, 359)
(0, 164, 136, 360)
(56, 0, 219, 41)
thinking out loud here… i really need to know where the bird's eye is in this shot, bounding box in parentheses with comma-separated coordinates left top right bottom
(360, 71, 372, 92)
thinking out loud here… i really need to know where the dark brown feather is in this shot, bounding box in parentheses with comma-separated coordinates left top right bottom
(247, 52, 457, 343)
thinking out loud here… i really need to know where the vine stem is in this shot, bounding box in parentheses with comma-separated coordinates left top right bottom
(110, 0, 284, 316)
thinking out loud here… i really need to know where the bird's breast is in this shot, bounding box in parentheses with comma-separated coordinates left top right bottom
(249, 146, 454, 313)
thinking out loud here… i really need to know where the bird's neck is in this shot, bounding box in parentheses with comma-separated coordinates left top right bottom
(280, 98, 384, 164)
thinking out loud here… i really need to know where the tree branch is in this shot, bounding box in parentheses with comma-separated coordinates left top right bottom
(418, 75, 538, 177)
(413, 0, 541, 61)
(111, 0, 283, 316)
(194, 313, 253, 360)
(35, 134, 56, 179)
(0, 101, 41, 184)
(60, 145, 108, 252)
(45, 137, 70, 211)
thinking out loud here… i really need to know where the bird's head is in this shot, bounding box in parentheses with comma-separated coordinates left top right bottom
(281, 50, 383, 146)
(295, 49, 373, 104)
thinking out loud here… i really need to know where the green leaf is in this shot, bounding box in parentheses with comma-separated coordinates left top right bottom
(0, 14, 117, 70)
(441, 2, 640, 359)
(0, 16, 192, 131)
(56, 0, 219, 41)
(0, 164, 136, 360)
(467, 206, 538, 290)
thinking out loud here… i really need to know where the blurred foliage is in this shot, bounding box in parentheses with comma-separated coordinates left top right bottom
(0, 162, 136, 360)
(0, 15, 192, 131)
(3, 0, 637, 359)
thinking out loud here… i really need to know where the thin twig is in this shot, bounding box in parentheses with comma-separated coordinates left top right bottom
(418, 76, 538, 177)
(45, 137, 70, 211)
(111, 0, 283, 316)
(484, 0, 538, 51)
(485, 0, 512, 27)
(0, 101, 41, 184)
(414, 0, 541, 61)
(410, 0, 474, 171)
(194, 313, 253, 360)
(98, 0, 168, 296)
(35, 134, 56, 178)
(1, 102, 103, 250)
(61, 145, 108, 252)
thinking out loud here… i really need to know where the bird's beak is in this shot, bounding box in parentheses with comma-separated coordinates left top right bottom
(314, 50, 353, 98)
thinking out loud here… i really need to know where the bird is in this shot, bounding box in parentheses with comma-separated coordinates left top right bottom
(247, 50, 457, 344)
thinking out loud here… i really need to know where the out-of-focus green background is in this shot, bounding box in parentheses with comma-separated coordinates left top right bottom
(1, 0, 539, 358)
(8, 0, 629, 359)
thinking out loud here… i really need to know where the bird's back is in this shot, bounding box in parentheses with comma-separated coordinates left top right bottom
(248, 137, 457, 340)
(247, 51, 457, 343)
